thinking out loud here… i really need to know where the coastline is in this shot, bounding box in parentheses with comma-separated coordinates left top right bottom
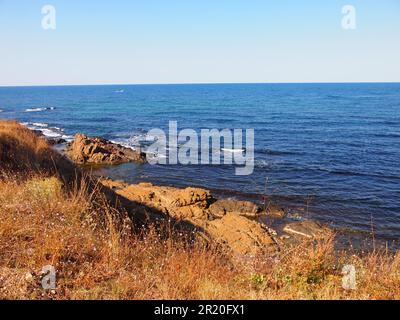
(4, 82, 400, 245)
(24, 122, 393, 250)
(53, 128, 382, 251)
(10, 121, 393, 251)
(33, 126, 337, 253)
(1, 120, 400, 299)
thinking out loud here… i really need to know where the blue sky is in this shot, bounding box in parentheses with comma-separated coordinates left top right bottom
(0, 0, 399, 85)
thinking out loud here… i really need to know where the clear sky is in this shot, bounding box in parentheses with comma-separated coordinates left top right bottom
(1, 0, 399, 86)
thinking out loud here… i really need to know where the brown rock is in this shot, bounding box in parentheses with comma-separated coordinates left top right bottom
(104, 180, 279, 256)
(283, 220, 331, 239)
(209, 199, 261, 218)
(115, 183, 211, 221)
(47, 138, 67, 145)
(67, 133, 147, 165)
(169, 188, 211, 207)
(206, 213, 278, 256)
(99, 178, 129, 190)
(265, 205, 286, 218)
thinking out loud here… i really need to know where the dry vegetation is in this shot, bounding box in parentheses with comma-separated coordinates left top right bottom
(0, 120, 399, 300)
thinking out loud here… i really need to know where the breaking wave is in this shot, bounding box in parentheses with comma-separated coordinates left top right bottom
(25, 107, 56, 112)
(21, 122, 73, 142)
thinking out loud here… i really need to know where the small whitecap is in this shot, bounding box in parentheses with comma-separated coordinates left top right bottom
(221, 148, 245, 153)
(25, 107, 56, 112)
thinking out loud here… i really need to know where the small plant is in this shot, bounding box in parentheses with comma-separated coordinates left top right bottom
(25, 177, 62, 201)
(251, 273, 266, 286)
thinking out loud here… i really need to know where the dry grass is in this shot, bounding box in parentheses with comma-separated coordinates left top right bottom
(0, 120, 399, 300)
(0, 175, 235, 299)
(0, 121, 51, 172)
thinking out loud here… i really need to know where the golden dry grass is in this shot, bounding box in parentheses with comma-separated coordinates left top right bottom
(0, 121, 50, 171)
(0, 120, 399, 300)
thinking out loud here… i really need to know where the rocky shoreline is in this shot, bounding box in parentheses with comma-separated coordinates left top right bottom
(51, 132, 332, 256)
(1, 120, 398, 300)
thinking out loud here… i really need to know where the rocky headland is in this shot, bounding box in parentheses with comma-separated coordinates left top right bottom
(66, 133, 147, 165)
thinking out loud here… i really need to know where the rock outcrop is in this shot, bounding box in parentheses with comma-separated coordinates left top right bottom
(209, 199, 261, 219)
(115, 183, 212, 222)
(98, 178, 332, 255)
(101, 180, 279, 256)
(206, 213, 278, 255)
(67, 134, 147, 165)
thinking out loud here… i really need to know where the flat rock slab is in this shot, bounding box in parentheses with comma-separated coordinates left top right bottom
(209, 199, 261, 218)
(283, 220, 331, 239)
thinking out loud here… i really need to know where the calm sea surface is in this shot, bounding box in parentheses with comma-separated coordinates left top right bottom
(1, 83, 399, 242)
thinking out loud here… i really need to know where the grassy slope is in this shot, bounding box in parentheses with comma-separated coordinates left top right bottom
(0, 120, 399, 300)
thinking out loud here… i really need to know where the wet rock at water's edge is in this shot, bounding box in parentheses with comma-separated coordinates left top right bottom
(67, 133, 147, 165)
(283, 220, 331, 239)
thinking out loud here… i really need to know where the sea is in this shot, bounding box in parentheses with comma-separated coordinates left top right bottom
(1, 83, 399, 244)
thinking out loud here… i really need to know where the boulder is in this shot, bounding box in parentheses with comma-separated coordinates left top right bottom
(67, 133, 147, 165)
(206, 213, 278, 256)
(102, 180, 279, 256)
(115, 183, 211, 221)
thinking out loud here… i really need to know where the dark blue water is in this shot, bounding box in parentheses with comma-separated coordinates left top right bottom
(1, 83, 399, 241)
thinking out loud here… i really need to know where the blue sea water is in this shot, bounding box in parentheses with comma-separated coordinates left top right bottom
(1, 83, 399, 242)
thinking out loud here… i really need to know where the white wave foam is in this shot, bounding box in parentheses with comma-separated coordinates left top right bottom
(221, 148, 244, 153)
(110, 139, 139, 151)
(143, 151, 167, 160)
(40, 129, 62, 138)
(21, 122, 70, 142)
(32, 122, 48, 128)
(61, 134, 74, 142)
(129, 134, 157, 143)
(156, 154, 167, 159)
(110, 133, 158, 152)
(25, 107, 56, 112)
(254, 159, 270, 168)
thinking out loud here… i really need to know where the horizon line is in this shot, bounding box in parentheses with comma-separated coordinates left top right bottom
(1, 81, 400, 88)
